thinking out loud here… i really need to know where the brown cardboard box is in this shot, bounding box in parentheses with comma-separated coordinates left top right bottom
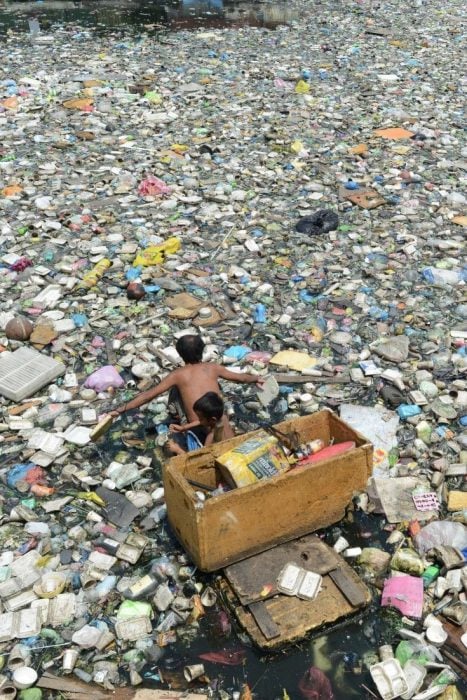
(163, 409, 373, 571)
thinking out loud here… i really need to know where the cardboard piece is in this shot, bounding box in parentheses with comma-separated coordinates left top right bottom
(96, 486, 140, 527)
(269, 350, 317, 372)
(447, 490, 467, 512)
(349, 144, 368, 155)
(412, 492, 439, 512)
(168, 307, 199, 320)
(374, 127, 415, 139)
(343, 187, 386, 209)
(216, 430, 291, 488)
(165, 293, 203, 311)
(193, 307, 223, 327)
(62, 98, 94, 110)
(373, 476, 439, 523)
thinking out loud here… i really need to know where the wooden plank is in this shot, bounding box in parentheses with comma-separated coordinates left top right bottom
(272, 373, 350, 384)
(219, 560, 371, 650)
(224, 535, 338, 606)
(37, 673, 107, 697)
(329, 567, 368, 607)
(248, 600, 281, 640)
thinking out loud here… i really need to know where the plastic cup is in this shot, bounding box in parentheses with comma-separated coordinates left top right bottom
(183, 664, 205, 682)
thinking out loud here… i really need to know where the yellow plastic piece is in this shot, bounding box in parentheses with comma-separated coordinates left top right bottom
(133, 237, 181, 267)
(76, 491, 106, 507)
(78, 258, 112, 288)
(295, 80, 310, 94)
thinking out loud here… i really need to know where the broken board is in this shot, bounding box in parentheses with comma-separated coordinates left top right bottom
(221, 535, 370, 649)
(372, 476, 439, 523)
(224, 535, 338, 605)
(341, 186, 386, 209)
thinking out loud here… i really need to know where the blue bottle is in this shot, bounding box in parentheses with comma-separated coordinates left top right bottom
(254, 303, 267, 323)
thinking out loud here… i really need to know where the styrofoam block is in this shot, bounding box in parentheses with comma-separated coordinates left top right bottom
(0, 347, 65, 401)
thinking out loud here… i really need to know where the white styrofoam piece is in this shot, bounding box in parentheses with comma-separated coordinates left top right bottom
(32, 284, 62, 307)
(61, 425, 92, 446)
(27, 429, 64, 456)
(0, 347, 65, 402)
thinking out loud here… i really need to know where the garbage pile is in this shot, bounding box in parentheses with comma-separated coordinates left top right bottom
(0, 0, 466, 696)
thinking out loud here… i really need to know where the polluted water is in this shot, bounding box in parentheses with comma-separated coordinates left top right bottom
(0, 0, 466, 698)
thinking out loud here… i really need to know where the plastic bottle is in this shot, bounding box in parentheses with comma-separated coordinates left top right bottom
(254, 303, 267, 323)
(422, 267, 466, 286)
(422, 565, 441, 588)
(78, 258, 112, 289)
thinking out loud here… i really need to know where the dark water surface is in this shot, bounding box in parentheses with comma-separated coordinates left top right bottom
(0, 0, 298, 33)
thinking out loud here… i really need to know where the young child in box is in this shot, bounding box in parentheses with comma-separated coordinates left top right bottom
(168, 391, 226, 454)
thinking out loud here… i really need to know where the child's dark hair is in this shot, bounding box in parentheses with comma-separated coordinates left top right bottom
(193, 392, 224, 421)
(175, 334, 205, 364)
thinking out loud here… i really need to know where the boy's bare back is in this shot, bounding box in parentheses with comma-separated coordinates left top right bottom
(172, 363, 232, 421)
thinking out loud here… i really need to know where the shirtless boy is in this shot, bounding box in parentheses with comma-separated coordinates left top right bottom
(110, 334, 263, 438)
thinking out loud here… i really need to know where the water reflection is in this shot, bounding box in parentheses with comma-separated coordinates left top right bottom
(0, 0, 296, 33)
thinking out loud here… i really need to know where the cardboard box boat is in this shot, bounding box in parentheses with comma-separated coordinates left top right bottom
(164, 409, 373, 572)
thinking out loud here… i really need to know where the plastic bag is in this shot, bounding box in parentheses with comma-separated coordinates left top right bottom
(138, 175, 171, 197)
(298, 667, 334, 699)
(133, 237, 181, 267)
(295, 209, 339, 235)
(7, 463, 45, 489)
(414, 521, 467, 554)
(84, 366, 124, 392)
(390, 548, 424, 575)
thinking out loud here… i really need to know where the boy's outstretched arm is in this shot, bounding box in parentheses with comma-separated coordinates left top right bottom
(217, 366, 264, 387)
(110, 371, 178, 417)
(169, 419, 201, 433)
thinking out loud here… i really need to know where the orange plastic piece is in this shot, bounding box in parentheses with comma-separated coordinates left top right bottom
(349, 144, 368, 155)
(408, 519, 421, 538)
(374, 127, 414, 140)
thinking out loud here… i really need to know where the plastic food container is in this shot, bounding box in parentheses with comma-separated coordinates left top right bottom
(370, 658, 408, 700)
(276, 562, 322, 601)
(12, 667, 38, 690)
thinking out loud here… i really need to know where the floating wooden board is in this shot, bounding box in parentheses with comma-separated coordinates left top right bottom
(221, 535, 370, 649)
(329, 567, 367, 607)
(248, 600, 281, 640)
(37, 672, 107, 698)
(224, 535, 337, 605)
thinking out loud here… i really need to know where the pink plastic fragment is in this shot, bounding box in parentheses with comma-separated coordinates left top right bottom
(381, 575, 424, 618)
(138, 176, 171, 197)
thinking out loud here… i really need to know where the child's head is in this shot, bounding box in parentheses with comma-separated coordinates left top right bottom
(175, 334, 205, 364)
(193, 391, 224, 428)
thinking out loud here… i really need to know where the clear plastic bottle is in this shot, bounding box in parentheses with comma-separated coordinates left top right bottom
(422, 267, 466, 286)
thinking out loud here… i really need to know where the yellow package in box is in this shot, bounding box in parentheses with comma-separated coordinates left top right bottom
(216, 430, 291, 488)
